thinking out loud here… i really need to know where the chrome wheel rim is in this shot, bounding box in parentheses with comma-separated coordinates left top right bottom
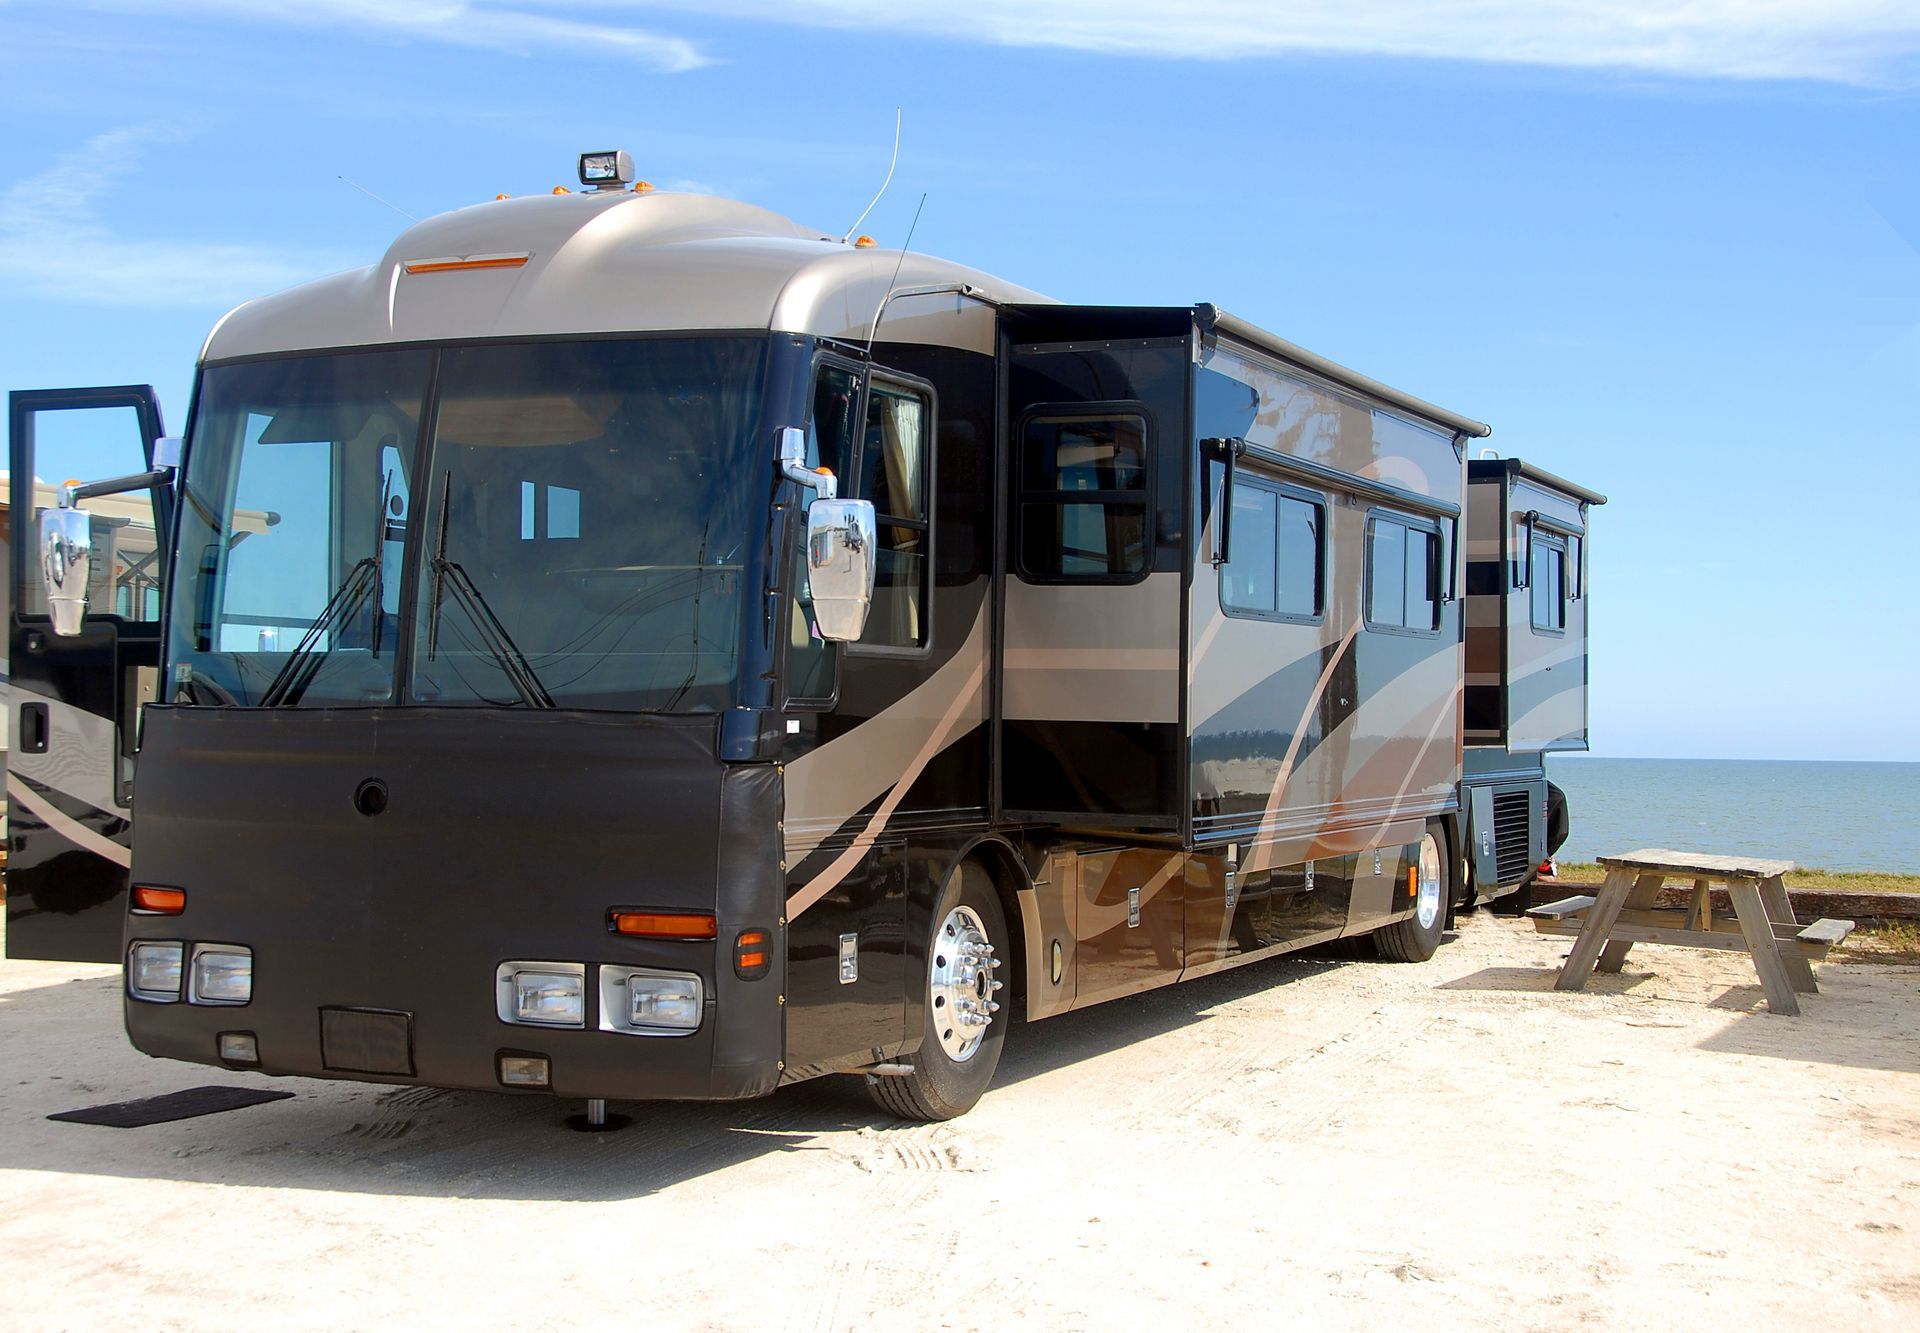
(1416, 833, 1444, 930)
(929, 904, 1002, 1062)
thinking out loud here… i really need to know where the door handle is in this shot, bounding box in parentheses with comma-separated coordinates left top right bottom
(19, 702, 49, 753)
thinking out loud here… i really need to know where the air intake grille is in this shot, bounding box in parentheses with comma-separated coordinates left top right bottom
(1492, 789, 1533, 884)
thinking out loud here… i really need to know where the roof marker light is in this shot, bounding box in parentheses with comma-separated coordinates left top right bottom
(854, 235, 877, 248)
(402, 252, 531, 275)
(494, 193, 511, 201)
(631, 180, 654, 193)
(553, 185, 572, 195)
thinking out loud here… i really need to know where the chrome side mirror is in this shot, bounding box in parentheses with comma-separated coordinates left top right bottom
(806, 498, 877, 642)
(40, 504, 93, 637)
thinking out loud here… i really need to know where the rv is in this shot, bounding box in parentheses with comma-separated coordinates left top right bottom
(8, 152, 1597, 1121)
(1460, 459, 1606, 910)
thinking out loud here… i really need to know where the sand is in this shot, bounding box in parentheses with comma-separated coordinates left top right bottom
(1, 912, 1916, 1330)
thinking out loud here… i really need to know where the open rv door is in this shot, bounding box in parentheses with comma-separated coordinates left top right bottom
(7, 386, 171, 961)
(995, 305, 1192, 831)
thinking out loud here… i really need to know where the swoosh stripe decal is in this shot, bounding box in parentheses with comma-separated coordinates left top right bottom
(6, 773, 132, 869)
(786, 656, 988, 920)
(1367, 680, 1462, 847)
(1241, 621, 1360, 875)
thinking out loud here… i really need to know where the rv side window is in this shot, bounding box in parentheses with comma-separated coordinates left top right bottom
(1365, 513, 1440, 633)
(853, 377, 932, 650)
(1017, 411, 1151, 582)
(1529, 534, 1567, 632)
(1220, 478, 1323, 621)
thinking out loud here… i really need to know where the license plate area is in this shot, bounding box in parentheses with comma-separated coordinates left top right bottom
(320, 1007, 415, 1076)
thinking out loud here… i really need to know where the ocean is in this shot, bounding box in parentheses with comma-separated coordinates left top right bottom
(1547, 757, 1920, 874)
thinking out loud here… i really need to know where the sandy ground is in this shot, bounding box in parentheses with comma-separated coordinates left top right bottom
(2, 914, 1917, 1331)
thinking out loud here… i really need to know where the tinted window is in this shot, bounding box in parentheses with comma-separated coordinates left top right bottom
(856, 378, 931, 649)
(1530, 536, 1566, 631)
(1220, 479, 1322, 620)
(1018, 412, 1150, 581)
(1367, 514, 1439, 632)
(1221, 486, 1277, 613)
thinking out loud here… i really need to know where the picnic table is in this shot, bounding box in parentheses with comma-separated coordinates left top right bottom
(1528, 849, 1854, 1016)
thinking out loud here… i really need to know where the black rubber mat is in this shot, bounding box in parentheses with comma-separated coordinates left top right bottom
(47, 1086, 294, 1128)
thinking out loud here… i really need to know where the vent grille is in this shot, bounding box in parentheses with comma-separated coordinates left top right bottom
(1492, 788, 1533, 884)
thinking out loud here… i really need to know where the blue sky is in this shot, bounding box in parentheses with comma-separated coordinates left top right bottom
(3, 1, 1917, 760)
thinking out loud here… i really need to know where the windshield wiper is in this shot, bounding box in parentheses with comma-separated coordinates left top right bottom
(258, 556, 380, 707)
(426, 557, 556, 709)
(423, 475, 554, 709)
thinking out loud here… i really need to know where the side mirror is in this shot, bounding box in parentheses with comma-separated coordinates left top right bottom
(806, 498, 877, 642)
(40, 505, 94, 637)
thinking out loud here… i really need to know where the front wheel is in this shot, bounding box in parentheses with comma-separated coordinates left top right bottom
(1374, 826, 1448, 963)
(865, 861, 1009, 1121)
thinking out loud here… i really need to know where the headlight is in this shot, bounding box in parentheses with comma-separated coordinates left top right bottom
(599, 966, 703, 1036)
(190, 945, 253, 1005)
(496, 962, 587, 1028)
(128, 942, 185, 1003)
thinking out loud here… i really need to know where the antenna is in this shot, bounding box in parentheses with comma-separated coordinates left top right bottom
(842, 108, 901, 243)
(338, 175, 418, 223)
(864, 192, 928, 357)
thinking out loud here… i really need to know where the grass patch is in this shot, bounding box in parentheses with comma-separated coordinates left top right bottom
(1555, 863, 1920, 894)
(1838, 922, 1920, 964)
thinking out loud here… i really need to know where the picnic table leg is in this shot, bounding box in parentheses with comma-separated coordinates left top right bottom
(1556, 867, 1636, 992)
(1727, 877, 1801, 1016)
(1595, 873, 1666, 973)
(1756, 873, 1818, 994)
(1682, 879, 1710, 931)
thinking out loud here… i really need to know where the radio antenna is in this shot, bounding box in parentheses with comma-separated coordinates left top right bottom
(842, 108, 901, 243)
(865, 192, 928, 357)
(338, 175, 417, 223)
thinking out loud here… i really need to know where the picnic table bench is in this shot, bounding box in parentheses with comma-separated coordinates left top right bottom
(1528, 849, 1855, 1015)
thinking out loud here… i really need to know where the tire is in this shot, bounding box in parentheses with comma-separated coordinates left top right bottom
(865, 861, 1010, 1121)
(1375, 826, 1448, 963)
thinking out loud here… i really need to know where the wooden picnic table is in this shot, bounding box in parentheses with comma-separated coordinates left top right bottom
(1529, 849, 1854, 1016)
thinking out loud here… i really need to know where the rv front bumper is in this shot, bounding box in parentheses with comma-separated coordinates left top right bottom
(123, 933, 785, 1101)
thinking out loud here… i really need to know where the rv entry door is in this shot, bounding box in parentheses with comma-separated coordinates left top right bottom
(997, 306, 1191, 830)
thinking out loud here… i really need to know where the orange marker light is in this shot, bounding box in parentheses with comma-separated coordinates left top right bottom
(494, 193, 512, 201)
(611, 910, 717, 940)
(632, 180, 655, 193)
(553, 185, 572, 194)
(735, 928, 772, 980)
(132, 885, 186, 915)
(853, 235, 877, 248)
(1407, 866, 1418, 899)
(403, 253, 531, 275)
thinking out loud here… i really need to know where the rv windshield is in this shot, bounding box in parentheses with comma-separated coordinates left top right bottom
(167, 337, 766, 710)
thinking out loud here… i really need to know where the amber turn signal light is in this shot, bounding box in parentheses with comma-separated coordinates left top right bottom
(1406, 867, 1418, 899)
(734, 929, 772, 980)
(610, 910, 717, 940)
(132, 885, 186, 915)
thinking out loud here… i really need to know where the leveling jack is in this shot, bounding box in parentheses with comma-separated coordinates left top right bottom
(564, 1097, 632, 1133)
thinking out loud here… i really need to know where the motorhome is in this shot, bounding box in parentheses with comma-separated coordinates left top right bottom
(1460, 459, 1606, 909)
(8, 152, 1597, 1121)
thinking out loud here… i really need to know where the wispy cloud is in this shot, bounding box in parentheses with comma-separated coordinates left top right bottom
(621, 0, 1920, 86)
(0, 127, 351, 308)
(40, 1, 710, 71)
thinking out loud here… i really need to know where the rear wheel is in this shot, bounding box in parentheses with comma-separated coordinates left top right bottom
(865, 861, 1009, 1121)
(1375, 827, 1448, 963)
